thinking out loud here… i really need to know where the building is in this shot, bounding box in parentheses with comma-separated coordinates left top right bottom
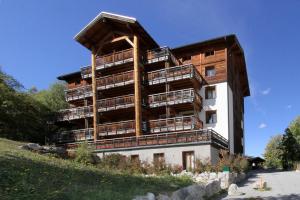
(55, 12, 250, 168)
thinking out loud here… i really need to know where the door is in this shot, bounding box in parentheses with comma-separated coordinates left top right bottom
(182, 151, 195, 171)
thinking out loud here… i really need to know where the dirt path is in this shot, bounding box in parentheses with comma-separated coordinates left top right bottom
(221, 170, 300, 200)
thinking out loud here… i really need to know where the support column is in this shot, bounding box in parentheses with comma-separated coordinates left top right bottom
(134, 35, 142, 136)
(91, 49, 98, 142)
(165, 62, 170, 118)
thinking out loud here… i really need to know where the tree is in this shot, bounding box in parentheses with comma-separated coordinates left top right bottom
(263, 135, 283, 169)
(289, 116, 300, 145)
(281, 128, 300, 169)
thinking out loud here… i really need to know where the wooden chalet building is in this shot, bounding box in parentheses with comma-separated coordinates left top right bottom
(55, 12, 250, 168)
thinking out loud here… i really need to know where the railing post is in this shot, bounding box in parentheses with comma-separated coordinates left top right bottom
(92, 48, 98, 142)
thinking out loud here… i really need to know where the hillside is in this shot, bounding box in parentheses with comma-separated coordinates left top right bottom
(0, 138, 191, 200)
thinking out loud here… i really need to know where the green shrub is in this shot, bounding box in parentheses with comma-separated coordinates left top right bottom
(74, 142, 93, 165)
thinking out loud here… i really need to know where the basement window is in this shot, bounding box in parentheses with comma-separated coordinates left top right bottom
(206, 110, 217, 124)
(205, 86, 216, 99)
(153, 153, 165, 163)
(205, 50, 215, 57)
(205, 66, 216, 77)
(131, 155, 140, 163)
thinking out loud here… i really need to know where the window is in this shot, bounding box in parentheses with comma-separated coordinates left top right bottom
(205, 66, 216, 77)
(153, 153, 165, 163)
(131, 155, 139, 163)
(182, 55, 191, 63)
(205, 50, 214, 57)
(205, 86, 216, 99)
(206, 110, 217, 124)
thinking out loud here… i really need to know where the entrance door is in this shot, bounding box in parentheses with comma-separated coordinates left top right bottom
(182, 151, 195, 171)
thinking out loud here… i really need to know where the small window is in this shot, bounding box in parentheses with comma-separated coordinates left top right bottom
(182, 55, 191, 62)
(153, 153, 164, 163)
(205, 86, 216, 99)
(75, 79, 81, 85)
(206, 110, 217, 124)
(131, 155, 139, 163)
(205, 50, 214, 57)
(205, 66, 216, 77)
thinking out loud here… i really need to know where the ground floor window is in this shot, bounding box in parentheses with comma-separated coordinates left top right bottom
(182, 151, 195, 171)
(153, 153, 165, 163)
(130, 154, 139, 162)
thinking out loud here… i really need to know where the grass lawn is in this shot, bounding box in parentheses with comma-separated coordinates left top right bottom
(0, 138, 192, 200)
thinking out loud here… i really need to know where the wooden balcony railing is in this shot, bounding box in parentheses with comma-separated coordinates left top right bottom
(149, 115, 202, 133)
(97, 94, 135, 112)
(92, 129, 228, 150)
(65, 85, 92, 101)
(81, 66, 92, 79)
(146, 47, 179, 65)
(97, 120, 136, 137)
(57, 128, 94, 143)
(148, 88, 201, 108)
(96, 48, 134, 70)
(147, 64, 202, 85)
(96, 70, 134, 90)
(57, 106, 93, 121)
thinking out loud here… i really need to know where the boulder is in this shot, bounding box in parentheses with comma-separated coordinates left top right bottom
(252, 180, 267, 189)
(20, 143, 43, 151)
(228, 184, 243, 196)
(205, 180, 221, 197)
(171, 184, 205, 200)
(209, 172, 218, 180)
(133, 192, 155, 200)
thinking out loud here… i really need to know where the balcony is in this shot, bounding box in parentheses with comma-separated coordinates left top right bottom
(58, 106, 93, 121)
(149, 115, 202, 133)
(96, 70, 134, 90)
(97, 120, 136, 137)
(96, 48, 133, 71)
(93, 129, 228, 150)
(57, 128, 94, 143)
(65, 85, 92, 101)
(148, 88, 201, 108)
(145, 47, 179, 65)
(81, 66, 92, 79)
(97, 94, 134, 112)
(147, 64, 202, 85)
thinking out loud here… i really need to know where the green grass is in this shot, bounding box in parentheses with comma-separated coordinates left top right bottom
(0, 138, 192, 200)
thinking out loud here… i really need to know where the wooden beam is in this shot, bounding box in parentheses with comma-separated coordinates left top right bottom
(133, 35, 142, 136)
(91, 48, 98, 142)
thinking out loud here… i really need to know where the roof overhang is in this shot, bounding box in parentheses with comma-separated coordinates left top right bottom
(74, 12, 159, 51)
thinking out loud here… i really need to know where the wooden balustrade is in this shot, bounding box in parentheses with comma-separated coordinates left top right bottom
(57, 128, 94, 143)
(146, 47, 179, 65)
(97, 95, 135, 112)
(58, 106, 93, 121)
(92, 129, 228, 150)
(147, 64, 202, 85)
(95, 48, 134, 70)
(148, 88, 201, 108)
(149, 115, 202, 133)
(65, 85, 92, 101)
(96, 70, 134, 90)
(97, 120, 136, 137)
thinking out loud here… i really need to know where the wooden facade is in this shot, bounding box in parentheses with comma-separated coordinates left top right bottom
(56, 12, 249, 154)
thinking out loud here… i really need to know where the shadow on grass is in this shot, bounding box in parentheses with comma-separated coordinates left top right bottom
(0, 153, 191, 200)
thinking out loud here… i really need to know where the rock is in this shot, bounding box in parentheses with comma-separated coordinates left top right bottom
(209, 172, 218, 180)
(205, 180, 221, 197)
(156, 194, 171, 200)
(228, 184, 243, 196)
(133, 192, 155, 200)
(20, 143, 43, 151)
(171, 184, 205, 200)
(252, 180, 267, 189)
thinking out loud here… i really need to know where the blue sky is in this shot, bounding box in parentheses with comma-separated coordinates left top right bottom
(0, 0, 299, 156)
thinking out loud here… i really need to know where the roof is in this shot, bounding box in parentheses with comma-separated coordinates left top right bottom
(57, 71, 81, 81)
(74, 12, 159, 51)
(172, 34, 250, 97)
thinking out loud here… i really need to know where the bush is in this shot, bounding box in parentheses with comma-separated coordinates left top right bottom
(74, 142, 93, 165)
(215, 150, 249, 173)
(171, 164, 183, 174)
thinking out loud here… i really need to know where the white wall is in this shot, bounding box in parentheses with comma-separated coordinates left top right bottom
(199, 82, 234, 153)
(96, 144, 220, 166)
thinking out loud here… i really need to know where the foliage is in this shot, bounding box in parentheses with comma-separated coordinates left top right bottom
(289, 116, 300, 145)
(263, 135, 283, 169)
(74, 142, 93, 165)
(281, 128, 300, 169)
(0, 68, 67, 144)
(0, 138, 192, 200)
